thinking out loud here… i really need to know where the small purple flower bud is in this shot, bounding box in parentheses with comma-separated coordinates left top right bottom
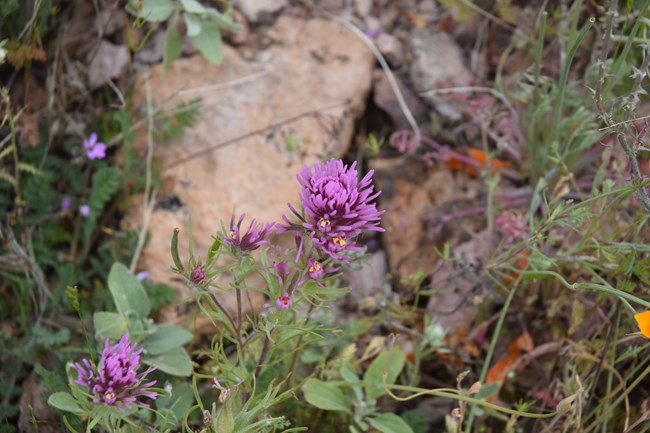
(223, 212, 275, 253)
(190, 265, 207, 284)
(276, 293, 292, 310)
(79, 204, 91, 218)
(83, 132, 107, 160)
(307, 259, 324, 279)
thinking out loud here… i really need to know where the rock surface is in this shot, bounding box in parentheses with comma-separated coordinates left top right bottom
(88, 40, 130, 89)
(127, 16, 375, 329)
(235, 0, 288, 23)
(370, 158, 485, 296)
(408, 30, 473, 120)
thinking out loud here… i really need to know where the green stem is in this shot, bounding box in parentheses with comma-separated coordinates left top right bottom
(386, 384, 555, 419)
(550, 17, 594, 154)
(522, 270, 649, 311)
(464, 274, 519, 432)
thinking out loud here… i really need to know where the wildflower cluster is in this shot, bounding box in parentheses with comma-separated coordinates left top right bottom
(74, 334, 157, 410)
(284, 160, 384, 260)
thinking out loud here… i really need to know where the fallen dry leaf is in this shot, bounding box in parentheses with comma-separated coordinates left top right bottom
(446, 148, 510, 177)
(485, 331, 535, 401)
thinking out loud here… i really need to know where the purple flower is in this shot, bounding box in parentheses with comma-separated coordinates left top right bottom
(270, 247, 291, 286)
(276, 292, 292, 310)
(135, 271, 150, 282)
(79, 204, 91, 218)
(75, 333, 157, 410)
(60, 197, 72, 211)
(83, 132, 107, 160)
(223, 213, 275, 253)
(190, 264, 207, 284)
(284, 160, 384, 260)
(307, 259, 324, 279)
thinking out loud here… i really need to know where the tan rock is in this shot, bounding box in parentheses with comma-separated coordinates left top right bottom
(408, 30, 473, 121)
(370, 157, 485, 288)
(126, 16, 375, 331)
(87, 40, 130, 89)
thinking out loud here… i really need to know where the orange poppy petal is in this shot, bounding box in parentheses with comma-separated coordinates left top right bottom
(634, 310, 650, 338)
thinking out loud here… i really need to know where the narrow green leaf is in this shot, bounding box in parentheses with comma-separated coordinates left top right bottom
(48, 392, 84, 414)
(171, 228, 184, 271)
(0, 143, 14, 160)
(216, 392, 235, 433)
(0, 170, 17, 186)
(189, 20, 223, 65)
(364, 347, 406, 401)
(368, 413, 415, 433)
(93, 311, 128, 339)
(303, 379, 351, 413)
(163, 22, 183, 73)
(108, 262, 151, 319)
(142, 324, 192, 355)
(16, 162, 45, 176)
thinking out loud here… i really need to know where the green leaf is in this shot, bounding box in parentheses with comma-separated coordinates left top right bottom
(368, 413, 415, 433)
(135, 0, 175, 22)
(48, 392, 84, 414)
(163, 22, 183, 73)
(189, 20, 223, 64)
(183, 12, 202, 36)
(303, 379, 351, 413)
(108, 262, 151, 319)
(93, 311, 128, 339)
(401, 408, 429, 433)
(180, 0, 206, 14)
(142, 324, 192, 355)
(205, 8, 240, 32)
(216, 391, 235, 433)
(145, 347, 193, 376)
(475, 382, 500, 400)
(364, 347, 406, 401)
(82, 166, 119, 243)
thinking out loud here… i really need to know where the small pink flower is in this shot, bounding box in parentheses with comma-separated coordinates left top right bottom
(83, 132, 107, 160)
(276, 292, 292, 310)
(307, 259, 324, 279)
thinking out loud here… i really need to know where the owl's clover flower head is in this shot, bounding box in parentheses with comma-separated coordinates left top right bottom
(74, 333, 157, 411)
(283, 160, 384, 261)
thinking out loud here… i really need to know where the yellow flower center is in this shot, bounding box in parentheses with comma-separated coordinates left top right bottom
(309, 263, 321, 272)
(104, 391, 115, 401)
(319, 219, 330, 227)
(332, 237, 346, 247)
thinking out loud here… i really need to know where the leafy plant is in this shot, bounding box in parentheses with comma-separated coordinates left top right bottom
(126, 0, 239, 71)
(93, 262, 193, 376)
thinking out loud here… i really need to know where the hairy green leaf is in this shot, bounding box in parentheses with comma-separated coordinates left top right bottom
(303, 379, 351, 413)
(107, 262, 151, 319)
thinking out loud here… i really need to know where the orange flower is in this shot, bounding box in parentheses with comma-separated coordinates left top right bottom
(634, 310, 650, 338)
